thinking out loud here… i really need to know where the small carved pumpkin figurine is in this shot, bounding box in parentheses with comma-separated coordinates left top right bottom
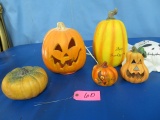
(42, 22, 86, 74)
(92, 61, 118, 86)
(120, 46, 149, 83)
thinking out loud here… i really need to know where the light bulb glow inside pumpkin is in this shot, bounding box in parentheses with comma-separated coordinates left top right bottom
(51, 38, 82, 68)
(126, 59, 145, 79)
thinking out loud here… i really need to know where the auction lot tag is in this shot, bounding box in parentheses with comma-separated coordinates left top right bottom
(73, 90, 101, 101)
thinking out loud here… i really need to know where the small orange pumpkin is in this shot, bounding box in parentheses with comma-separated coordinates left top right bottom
(92, 61, 118, 86)
(120, 46, 149, 83)
(42, 22, 86, 74)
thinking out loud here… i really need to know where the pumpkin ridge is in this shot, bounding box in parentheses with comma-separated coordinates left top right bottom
(93, 26, 99, 60)
(7, 82, 16, 99)
(43, 29, 56, 44)
(29, 74, 42, 94)
(27, 76, 35, 98)
(99, 21, 109, 63)
(42, 30, 58, 69)
(4, 78, 14, 98)
(34, 71, 47, 77)
(6, 79, 20, 99)
(20, 77, 28, 99)
(107, 66, 118, 81)
(35, 67, 47, 76)
(93, 22, 101, 61)
(43, 30, 58, 50)
(93, 24, 102, 60)
(119, 21, 126, 63)
(110, 20, 116, 65)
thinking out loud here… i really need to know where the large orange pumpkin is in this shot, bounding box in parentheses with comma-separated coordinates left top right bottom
(42, 22, 86, 74)
(93, 8, 128, 67)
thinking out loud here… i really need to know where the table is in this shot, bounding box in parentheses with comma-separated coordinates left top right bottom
(0, 38, 160, 120)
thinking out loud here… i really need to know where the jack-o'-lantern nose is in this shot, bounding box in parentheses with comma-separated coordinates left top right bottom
(64, 53, 68, 57)
(134, 66, 139, 71)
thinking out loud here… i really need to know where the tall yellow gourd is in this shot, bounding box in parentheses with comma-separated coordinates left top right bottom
(93, 8, 128, 67)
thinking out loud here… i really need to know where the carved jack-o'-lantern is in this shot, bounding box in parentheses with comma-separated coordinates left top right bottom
(120, 46, 149, 83)
(92, 62, 118, 86)
(42, 22, 86, 74)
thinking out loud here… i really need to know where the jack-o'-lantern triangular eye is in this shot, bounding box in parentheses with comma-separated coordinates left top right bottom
(68, 38, 76, 49)
(138, 59, 142, 64)
(55, 44, 62, 52)
(131, 60, 136, 64)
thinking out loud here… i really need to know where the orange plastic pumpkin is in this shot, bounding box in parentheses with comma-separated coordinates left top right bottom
(120, 46, 149, 83)
(42, 22, 86, 74)
(92, 62, 118, 86)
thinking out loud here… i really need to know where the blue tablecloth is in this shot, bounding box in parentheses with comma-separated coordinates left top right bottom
(0, 38, 160, 120)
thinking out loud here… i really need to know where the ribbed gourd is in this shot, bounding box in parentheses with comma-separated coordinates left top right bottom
(93, 8, 128, 67)
(1, 66, 48, 100)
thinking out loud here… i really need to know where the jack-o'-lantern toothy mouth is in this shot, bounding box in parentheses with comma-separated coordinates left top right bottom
(51, 49, 81, 68)
(126, 70, 144, 79)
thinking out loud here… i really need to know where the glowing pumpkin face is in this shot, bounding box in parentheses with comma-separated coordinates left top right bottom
(51, 38, 81, 67)
(120, 47, 149, 83)
(42, 22, 86, 74)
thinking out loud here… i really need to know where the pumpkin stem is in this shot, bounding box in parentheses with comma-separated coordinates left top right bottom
(132, 46, 138, 53)
(131, 46, 147, 58)
(107, 8, 118, 19)
(137, 47, 147, 58)
(101, 61, 108, 68)
(57, 22, 66, 30)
